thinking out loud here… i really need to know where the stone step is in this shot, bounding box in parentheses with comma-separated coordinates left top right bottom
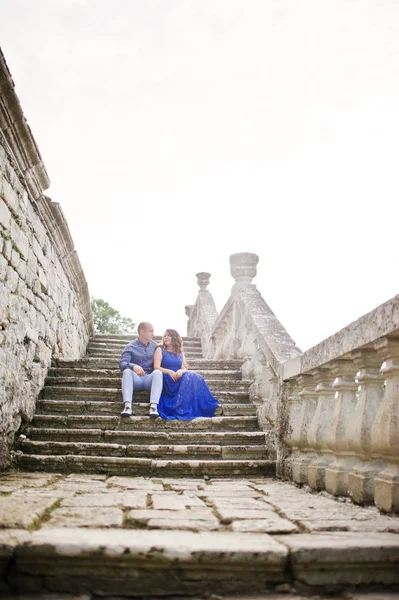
(47, 367, 244, 381)
(88, 340, 203, 350)
(87, 351, 204, 360)
(41, 386, 250, 403)
(87, 342, 202, 356)
(25, 427, 267, 446)
(53, 357, 244, 371)
(3, 526, 399, 596)
(18, 440, 268, 460)
(36, 400, 257, 417)
(15, 453, 274, 477)
(92, 335, 201, 343)
(43, 377, 250, 392)
(31, 414, 260, 432)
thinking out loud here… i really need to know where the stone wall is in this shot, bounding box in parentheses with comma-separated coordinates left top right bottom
(0, 49, 93, 468)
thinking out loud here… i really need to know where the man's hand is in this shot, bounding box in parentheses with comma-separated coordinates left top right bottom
(133, 365, 145, 376)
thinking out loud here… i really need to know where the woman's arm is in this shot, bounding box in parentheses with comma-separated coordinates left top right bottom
(153, 347, 178, 381)
(176, 352, 188, 379)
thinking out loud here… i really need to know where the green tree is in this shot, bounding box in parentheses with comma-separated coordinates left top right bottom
(91, 297, 136, 335)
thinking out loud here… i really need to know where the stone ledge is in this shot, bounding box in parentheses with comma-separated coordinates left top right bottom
(275, 532, 399, 586)
(0, 49, 50, 199)
(2, 527, 399, 595)
(3, 528, 287, 596)
(282, 294, 399, 379)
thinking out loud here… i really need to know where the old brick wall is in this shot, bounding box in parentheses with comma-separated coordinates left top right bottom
(0, 49, 93, 468)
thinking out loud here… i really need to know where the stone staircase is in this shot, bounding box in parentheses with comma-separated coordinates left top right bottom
(15, 334, 275, 478)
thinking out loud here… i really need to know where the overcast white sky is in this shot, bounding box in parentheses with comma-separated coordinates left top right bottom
(0, 0, 398, 350)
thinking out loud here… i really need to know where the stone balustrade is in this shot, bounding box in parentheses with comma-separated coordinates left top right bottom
(0, 48, 93, 468)
(282, 298, 399, 513)
(186, 252, 399, 513)
(186, 252, 301, 457)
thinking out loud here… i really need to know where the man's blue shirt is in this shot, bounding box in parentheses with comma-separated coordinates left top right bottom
(119, 339, 158, 373)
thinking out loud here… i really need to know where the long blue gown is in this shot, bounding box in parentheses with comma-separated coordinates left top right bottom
(157, 350, 219, 421)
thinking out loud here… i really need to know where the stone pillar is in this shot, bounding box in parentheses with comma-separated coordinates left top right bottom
(185, 305, 194, 337)
(291, 374, 318, 485)
(347, 349, 385, 505)
(307, 367, 336, 491)
(229, 253, 259, 288)
(372, 336, 399, 513)
(325, 359, 359, 496)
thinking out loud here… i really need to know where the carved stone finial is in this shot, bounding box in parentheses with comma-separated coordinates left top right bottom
(196, 272, 211, 292)
(229, 253, 259, 285)
(185, 304, 194, 318)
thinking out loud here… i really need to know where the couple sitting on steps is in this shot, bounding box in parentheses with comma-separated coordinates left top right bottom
(119, 322, 219, 420)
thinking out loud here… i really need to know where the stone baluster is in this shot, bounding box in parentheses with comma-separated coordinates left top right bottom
(372, 335, 399, 513)
(324, 359, 359, 496)
(185, 305, 194, 337)
(213, 321, 228, 360)
(291, 374, 318, 485)
(283, 384, 303, 476)
(238, 320, 257, 360)
(347, 348, 385, 505)
(306, 367, 336, 491)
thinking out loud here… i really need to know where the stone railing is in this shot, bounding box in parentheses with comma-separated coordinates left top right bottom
(0, 48, 93, 468)
(186, 252, 399, 513)
(280, 296, 399, 513)
(186, 253, 301, 456)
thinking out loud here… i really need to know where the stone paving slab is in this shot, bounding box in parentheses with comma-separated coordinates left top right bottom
(42, 506, 124, 528)
(0, 496, 61, 529)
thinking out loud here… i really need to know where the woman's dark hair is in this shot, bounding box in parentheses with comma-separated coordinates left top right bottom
(162, 329, 183, 356)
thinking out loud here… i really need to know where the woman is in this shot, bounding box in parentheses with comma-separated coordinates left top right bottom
(153, 329, 219, 420)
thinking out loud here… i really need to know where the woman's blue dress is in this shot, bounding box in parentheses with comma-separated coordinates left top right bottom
(157, 350, 219, 421)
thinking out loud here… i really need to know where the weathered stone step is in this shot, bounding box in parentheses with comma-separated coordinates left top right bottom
(26, 427, 267, 446)
(92, 334, 201, 343)
(87, 350, 204, 357)
(87, 351, 204, 360)
(18, 440, 268, 460)
(36, 400, 257, 417)
(31, 414, 260, 432)
(43, 377, 250, 392)
(87, 346, 203, 355)
(87, 345, 204, 356)
(42, 386, 250, 403)
(47, 368, 243, 381)
(88, 340, 202, 350)
(4, 526, 399, 596)
(54, 357, 244, 371)
(15, 453, 274, 477)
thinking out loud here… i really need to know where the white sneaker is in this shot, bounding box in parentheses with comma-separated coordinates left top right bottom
(149, 404, 159, 419)
(121, 406, 132, 418)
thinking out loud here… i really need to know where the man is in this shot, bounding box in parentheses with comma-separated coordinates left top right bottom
(119, 322, 162, 418)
